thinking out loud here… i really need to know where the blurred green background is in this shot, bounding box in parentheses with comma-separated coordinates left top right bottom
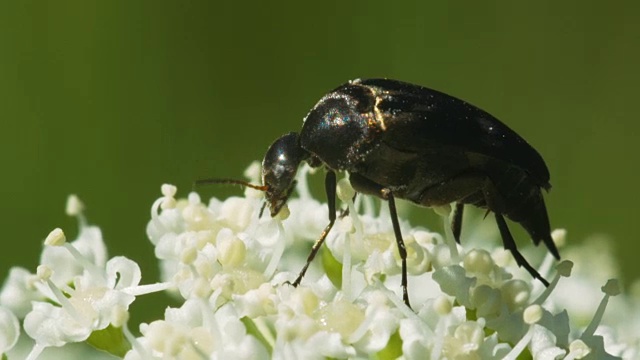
(1, 1, 638, 326)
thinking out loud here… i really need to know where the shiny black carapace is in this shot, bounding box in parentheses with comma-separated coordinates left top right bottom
(203, 78, 559, 307)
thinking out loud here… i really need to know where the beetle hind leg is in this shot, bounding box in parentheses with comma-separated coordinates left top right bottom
(495, 213, 550, 287)
(479, 176, 551, 286)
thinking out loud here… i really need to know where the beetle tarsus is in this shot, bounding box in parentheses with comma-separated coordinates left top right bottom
(384, 189, 412, 308)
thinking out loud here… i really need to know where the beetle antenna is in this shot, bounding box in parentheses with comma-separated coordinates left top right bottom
(194, 178, 268, 192)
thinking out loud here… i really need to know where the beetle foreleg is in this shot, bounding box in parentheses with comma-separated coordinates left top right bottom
(382, 188, 411, 308)
(290, 170, 337, 287)
(495, 213, 550, 287)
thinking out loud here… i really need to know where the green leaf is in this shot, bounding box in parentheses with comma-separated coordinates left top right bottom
(241, 316, 273, 355)
(375, 329, 403, 360)
(321, 247, 343, 289)
(86, 324, 131, 357)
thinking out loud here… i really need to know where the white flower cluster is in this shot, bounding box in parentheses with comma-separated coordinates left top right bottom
(0, 195, 171, 359)
(1, 162, 638, 359)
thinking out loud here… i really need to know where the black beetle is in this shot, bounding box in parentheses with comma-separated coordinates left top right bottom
(201, 78, 559, 307)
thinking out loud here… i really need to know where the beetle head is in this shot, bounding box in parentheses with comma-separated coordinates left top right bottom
(262, 132, 309, 217)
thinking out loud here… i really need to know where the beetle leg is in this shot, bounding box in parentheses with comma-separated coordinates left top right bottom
(495, 213, 550, 287)
(290, 170, 337, 287)
(481, 177, 550, 286)
(258, 201, 268, 218)
(381, 188, 411, 308)
(451, 202, 464, 244)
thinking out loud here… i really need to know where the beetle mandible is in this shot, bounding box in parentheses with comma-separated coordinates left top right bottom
(204, 78, 559, 308)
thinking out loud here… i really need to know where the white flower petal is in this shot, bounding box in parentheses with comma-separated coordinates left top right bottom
(0, 267, 43, 317)
(0, 306, 19, 353)
(106, 256, 142, 290)
(24, 302, 91, 347)
(529, 324, 566, 359)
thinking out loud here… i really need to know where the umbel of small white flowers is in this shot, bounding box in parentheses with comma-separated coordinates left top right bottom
(0, 162, 638, 359)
